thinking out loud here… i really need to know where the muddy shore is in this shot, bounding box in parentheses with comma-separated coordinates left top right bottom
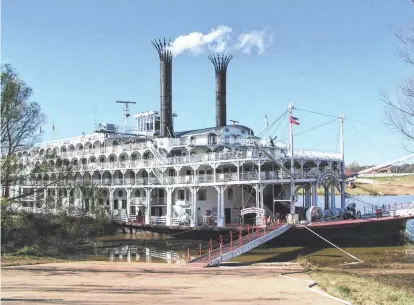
(1, 261, 339, 305)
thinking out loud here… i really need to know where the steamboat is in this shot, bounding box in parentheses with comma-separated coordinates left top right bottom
(6, 39, 414, 255)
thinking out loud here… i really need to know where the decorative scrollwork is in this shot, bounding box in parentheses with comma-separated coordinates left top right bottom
(295, 183, 311, 193)
(316, 169, 340, 189)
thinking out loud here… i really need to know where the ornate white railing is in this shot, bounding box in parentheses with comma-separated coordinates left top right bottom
(150, 216, 166, 225)
(18, 168, 334, 188)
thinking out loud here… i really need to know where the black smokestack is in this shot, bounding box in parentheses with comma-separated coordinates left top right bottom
(152, 38, 173, 137)
(209, 53, 233, 127)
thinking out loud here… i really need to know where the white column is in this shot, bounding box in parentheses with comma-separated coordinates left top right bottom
(109, 189, 114, 215)
(259, 185, 264, 209)
(305, 187, 311, 208)
(192, 187, 198, 227)
(145, 188, 151, 225)
(213, 167, 216, 183)
(311, 183, 318, 207)
(330, 184, 336, 210)
(255, 185, 260, 208)
(216, 186, 224, 227)
(220, 186, 225, 224)
(126, 189, 131, 221)
(166, 188, 172, 226)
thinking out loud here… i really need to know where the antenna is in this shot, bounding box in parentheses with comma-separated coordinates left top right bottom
(116, 100, 137, 133)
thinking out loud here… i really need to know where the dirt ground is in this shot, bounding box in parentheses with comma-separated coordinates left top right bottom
(1, 261, 341, 305)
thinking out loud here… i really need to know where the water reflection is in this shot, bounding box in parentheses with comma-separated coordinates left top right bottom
(99, 245, 187, 264)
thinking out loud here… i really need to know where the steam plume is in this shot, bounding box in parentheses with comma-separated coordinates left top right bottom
(168, 25, 272, 57)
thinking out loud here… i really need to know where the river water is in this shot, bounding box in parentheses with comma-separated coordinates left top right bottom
(77, 195, 414, 265)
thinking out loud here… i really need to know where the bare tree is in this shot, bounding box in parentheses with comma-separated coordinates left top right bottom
(383, 7, 414, 150)
(1, 64, 46, 199)
(1, 64, 73, 212)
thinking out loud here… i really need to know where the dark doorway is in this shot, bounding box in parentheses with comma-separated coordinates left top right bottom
(225, 208, 231, 224)
(243, 213, 256, 225)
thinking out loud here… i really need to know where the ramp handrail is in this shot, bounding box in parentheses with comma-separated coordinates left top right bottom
(188, 222, 287, 265)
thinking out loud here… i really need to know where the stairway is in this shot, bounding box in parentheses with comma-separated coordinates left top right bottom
(148, 145, 166, 165)
(148, 145, 166, 183)
(187, 223, 291, 267)
(151, 167, 164, 184)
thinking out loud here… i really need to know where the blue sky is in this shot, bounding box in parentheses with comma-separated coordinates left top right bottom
(2, 0, 413, 165)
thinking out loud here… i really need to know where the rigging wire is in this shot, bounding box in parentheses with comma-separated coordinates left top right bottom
(347, 121, 386, 163)
(281, 119, 289, 143)
(269, 112, 288, 139)
(346, 116, 389, 133)
(295, 108, 340, 119)
(282, 118, 339, 141)
(257, 110, 288, 138)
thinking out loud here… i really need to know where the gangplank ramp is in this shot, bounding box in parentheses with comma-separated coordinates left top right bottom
(188, 224, 291, 267)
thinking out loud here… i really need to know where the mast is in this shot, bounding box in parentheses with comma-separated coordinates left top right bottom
(288, 103, 296, 218)
(340, 113, 346, 208)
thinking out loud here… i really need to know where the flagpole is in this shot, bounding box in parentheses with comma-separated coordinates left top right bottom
(288, 103, 296, 221)
(340, 113, 346, 209)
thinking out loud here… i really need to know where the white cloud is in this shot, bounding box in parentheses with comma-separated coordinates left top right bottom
(169, 25, 232, 57)
(168, 26, 273, 57)
(236, 28, 273, 55)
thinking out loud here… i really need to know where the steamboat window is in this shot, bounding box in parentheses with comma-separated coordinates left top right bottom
(122, 200, 127, 209)
(198, 189, 207, 201)
(228, 189, 233, 200)
(199, 170, 205, 175)
(208, 134, 217, 145)
(186, 170, 191, 175)
(135, 190, 141, 197)
(178, 190, 185, 200)
(130, 206, 136, 215)
(114, 200, 118, 209)
(99, 199, 104, 205)
(118, 190, 123, 197)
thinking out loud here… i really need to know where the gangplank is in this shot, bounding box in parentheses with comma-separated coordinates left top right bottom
(187, 223, 291, 267)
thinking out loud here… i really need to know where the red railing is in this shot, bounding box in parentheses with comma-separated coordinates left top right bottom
(188, 222, 283, 265)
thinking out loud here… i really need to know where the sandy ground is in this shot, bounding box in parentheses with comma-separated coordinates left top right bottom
(1, 261, 341, 305)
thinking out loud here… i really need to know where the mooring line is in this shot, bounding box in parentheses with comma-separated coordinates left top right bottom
(302, 226, 364, 263)
(279, 271, 352, 305)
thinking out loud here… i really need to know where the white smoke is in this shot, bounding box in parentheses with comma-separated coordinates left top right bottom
(168, 26, 272, 57)
(169, 25, 232, 57)
(236, 28, 273, 55)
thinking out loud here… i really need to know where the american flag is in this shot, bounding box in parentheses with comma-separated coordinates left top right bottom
(289, 116, 300, 125)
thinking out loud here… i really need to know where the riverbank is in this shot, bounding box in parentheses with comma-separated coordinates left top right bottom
(311, 266, 414, 305)
(346, 175, 414, 196)
(297, 175, 414, 196)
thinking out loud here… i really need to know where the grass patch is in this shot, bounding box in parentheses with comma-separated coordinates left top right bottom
(311, 270, 414, 305)
(1, 253, 67, 267)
